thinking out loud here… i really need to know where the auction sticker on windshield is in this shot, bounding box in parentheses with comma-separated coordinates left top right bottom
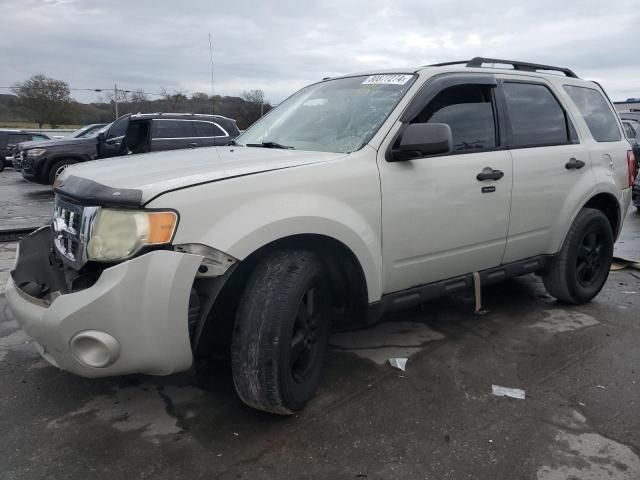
(361, 74, 413, 85)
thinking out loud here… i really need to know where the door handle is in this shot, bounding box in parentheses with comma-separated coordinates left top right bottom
(188, 142, 198, 148)
(476, 167, 504, 181)
(565, 158, 585, 170)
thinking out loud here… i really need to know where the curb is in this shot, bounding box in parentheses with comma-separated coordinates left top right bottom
(0, 227, 38, 243)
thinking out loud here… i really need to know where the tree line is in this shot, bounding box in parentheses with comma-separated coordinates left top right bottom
(3, 74, 272, 130)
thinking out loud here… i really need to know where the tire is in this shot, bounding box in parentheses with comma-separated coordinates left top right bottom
(48, 159, 77, 185)
(231, 250, 331, 415)
(0, 158, 4, 172)
(543, 208, 614, 304)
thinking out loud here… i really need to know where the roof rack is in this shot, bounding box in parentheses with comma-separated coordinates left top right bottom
(429, 57, 578, 78)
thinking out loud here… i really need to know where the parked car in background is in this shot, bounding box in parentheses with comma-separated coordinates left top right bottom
(620, 109, 640, 123)
(20, 113, 240, 185)
(622, 120, 640, 171)
(0, 129, 50, 172)
(633, 172, 640, 212)
(12, 123, 109, 171)
(6, 58, 634, 415)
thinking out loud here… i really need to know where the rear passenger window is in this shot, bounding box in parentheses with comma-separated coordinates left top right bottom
(563, 85, 621, 142)
(152, 120, 196, 139)
(413, 84, 496, 152)
(503, 82, 572, 147)
(194, 121, 226, 137)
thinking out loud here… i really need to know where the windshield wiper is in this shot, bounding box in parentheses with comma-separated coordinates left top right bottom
(246, 141, 295, 150)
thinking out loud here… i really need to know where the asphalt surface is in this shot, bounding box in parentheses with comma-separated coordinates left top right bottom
(1, 197, 639, 479)
(0, 169, 53, 232)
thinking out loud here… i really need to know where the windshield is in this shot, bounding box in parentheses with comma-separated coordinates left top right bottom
(69, 124, 106, 139)
(236, 74, 416, 153)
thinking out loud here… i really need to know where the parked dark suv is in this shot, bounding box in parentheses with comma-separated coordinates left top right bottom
(0, 129, 50, 172)
(20, 113, 240, 185)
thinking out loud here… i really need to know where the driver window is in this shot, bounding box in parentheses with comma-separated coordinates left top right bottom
(412, 84, 497, 152)
(106, 116, 129, 139)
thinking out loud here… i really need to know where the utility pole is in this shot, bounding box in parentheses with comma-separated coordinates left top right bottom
(114, 83, 119, 118)
(208, 32, 215, 115)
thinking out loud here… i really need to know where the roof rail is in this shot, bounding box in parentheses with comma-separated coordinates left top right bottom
(429, 57, 578, 78)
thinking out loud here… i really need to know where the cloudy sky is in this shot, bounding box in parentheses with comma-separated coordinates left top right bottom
(2, 0, 640, 104)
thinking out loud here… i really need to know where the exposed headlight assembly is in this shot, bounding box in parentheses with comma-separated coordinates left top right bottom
(26, 148, 47, 157)
(87, 209, 178, 262)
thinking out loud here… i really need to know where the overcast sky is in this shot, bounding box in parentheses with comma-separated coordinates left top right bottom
(2, 0, 639, 104)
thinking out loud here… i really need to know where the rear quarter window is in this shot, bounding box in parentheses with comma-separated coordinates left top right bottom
(194, 121, 226, 137)
(563, 85, 621, 142)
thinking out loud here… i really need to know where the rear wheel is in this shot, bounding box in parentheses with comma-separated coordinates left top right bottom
(48, 159, 77, 185)
(231, 250, 331, 415)
(0, 158, 5, 172)
(543, 208, 613, 304)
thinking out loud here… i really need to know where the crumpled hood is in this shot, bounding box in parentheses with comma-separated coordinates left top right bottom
(56, 146, 343, 205)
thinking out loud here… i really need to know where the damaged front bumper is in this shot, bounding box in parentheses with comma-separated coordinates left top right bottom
(4, 227, 203, 377)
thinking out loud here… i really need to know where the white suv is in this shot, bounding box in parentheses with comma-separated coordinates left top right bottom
(6, 57, 635, 414)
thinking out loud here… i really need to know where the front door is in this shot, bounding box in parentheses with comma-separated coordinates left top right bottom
(378, 78, 513, 293)
(98, 114, 130, 158)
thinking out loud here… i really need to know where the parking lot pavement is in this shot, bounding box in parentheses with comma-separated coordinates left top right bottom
(1, 212, 639, 480)
(0, 169, 53, 232)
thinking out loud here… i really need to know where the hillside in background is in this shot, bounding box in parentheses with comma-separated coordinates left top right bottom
(0, 93, 271, 130)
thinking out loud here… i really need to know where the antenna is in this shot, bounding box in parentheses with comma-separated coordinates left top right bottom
(208, 32, 215, 115)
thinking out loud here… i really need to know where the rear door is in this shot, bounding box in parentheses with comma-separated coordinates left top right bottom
(378, 76, 513, 292)
(151, 119, 198, 151)
(499, 78, 590, 262)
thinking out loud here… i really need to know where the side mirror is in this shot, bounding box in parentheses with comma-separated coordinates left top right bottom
(389, 123, 452, 162)
(97, 132, 106, 142)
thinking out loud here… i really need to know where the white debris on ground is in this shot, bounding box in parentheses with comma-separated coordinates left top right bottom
(491, 385, 526, 400)
(388, 358, 408, 371)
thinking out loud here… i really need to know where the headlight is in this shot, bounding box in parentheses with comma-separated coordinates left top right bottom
(87, 209, 178, 262)
(26, 148, 47, 157)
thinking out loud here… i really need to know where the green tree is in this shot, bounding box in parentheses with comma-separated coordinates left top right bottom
(12, 74, 72, 128)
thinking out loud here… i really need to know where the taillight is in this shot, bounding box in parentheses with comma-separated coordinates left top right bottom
(628, 150, 637, 187)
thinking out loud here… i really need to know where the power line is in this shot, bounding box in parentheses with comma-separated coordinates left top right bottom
(0, 86, 166, 96)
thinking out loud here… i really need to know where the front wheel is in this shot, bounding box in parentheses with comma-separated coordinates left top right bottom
(231, 250, 331, 415)
(542, 208, 613, 304)
(48, 159, 77, 185)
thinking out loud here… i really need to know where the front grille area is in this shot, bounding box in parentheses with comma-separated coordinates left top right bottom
(52, 198, 87, 270)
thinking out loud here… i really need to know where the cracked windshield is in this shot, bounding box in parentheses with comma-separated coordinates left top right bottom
(236, 74, 415, 153)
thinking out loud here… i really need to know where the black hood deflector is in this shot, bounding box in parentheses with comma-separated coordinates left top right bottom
(54, 175, 143, 208)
